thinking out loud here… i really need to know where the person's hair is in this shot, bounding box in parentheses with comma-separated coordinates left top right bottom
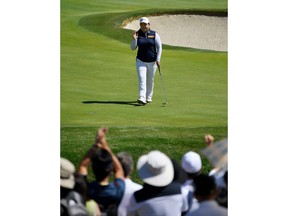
(91, 148, 113, 182)
(117, 152, 134, 177)
(193, 174, 217, 197)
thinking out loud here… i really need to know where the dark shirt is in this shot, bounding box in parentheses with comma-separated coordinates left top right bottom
(87, 178, 125, 211)
(134, 181, 182, 202)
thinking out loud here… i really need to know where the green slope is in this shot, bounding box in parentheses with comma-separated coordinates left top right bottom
(61, 0, 228, 179)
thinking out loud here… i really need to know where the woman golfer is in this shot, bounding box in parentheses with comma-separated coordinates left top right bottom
(130, 17, 162, 105)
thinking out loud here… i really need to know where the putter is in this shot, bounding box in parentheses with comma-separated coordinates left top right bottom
(157, 66, 168, 106)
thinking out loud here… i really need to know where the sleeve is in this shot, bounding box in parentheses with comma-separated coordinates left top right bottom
(114, 178, 126, 202)
(155, 32, 162, 61)
(130, 39, 137, 50)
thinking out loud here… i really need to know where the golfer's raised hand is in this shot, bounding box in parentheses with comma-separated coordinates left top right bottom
(204, 134, 214, 147)
(132, 31, 138, 40)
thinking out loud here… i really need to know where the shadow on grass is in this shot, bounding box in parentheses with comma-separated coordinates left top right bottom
(82, 100, 144, 106)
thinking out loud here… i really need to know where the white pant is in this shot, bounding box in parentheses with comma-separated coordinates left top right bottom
(136, 59, 157, 102)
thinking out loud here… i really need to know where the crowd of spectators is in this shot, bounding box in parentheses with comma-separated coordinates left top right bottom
(61, 127, 227, 216)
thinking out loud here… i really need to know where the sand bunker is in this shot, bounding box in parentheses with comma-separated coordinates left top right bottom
(123, 15, 227, 52)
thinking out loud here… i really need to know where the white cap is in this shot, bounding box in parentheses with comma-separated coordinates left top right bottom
(139, 17, 149, 24)
(181, 151, 202, 174)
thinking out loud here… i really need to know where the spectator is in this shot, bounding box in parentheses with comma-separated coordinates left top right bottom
(203, 134, 228, 208)
(185, 174, 227, 216)
(61, 157, 76, 199)
(60, 157, 89, 216)
(213, 170, 227, 208)
(78, 127, 125, 215)
(181, 151, 202, 176)
(127, 150, 188, 216)
(181, 151, 202, 214)
(117, 152, 143, 216)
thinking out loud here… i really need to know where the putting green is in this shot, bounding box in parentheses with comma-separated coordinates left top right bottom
(61, 8, 227, 128)
(61, 0, 228, 182)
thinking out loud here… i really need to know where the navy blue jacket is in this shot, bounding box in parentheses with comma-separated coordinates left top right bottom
(136, 29, 157, 62)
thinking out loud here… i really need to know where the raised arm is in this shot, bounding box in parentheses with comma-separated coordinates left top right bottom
(78, 148, 94, 175)
(96, 128, 125, 180)
(79, 127, 124, 180)
(130, 31, 138, 50)
(78, 127, 108, 175)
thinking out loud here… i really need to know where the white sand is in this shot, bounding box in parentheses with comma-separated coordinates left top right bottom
(123, 15, 227, 52)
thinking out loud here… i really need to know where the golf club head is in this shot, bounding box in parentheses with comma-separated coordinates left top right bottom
(162, 101, 168, 106)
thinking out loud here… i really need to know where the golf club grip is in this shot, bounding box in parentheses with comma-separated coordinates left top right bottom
(158, 66, 161, 75)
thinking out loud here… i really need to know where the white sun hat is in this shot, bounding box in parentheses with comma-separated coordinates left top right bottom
(137, 150, 174, 187)
(181, 151, 202, 174)
(139, 17, 149, 24)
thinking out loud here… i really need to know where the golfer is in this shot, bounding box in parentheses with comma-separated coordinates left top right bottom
(130, 17, 162, 105)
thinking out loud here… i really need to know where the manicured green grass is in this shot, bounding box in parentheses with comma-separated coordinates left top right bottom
(61, 126, 227, 183)
(61, 0, 227, 182)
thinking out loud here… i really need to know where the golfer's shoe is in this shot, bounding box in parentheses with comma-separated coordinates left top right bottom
(137, 99, 147, 105)
(146, 99, 152, 103)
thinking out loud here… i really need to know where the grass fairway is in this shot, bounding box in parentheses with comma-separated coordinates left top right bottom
(61, 0, 227, 182)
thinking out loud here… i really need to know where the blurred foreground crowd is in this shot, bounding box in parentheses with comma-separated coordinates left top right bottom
(61, 127, 227, 216)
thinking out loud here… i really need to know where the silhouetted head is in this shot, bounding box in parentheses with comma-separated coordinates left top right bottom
(91, 148, 113, 182)
(193, 174, 218, 202)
